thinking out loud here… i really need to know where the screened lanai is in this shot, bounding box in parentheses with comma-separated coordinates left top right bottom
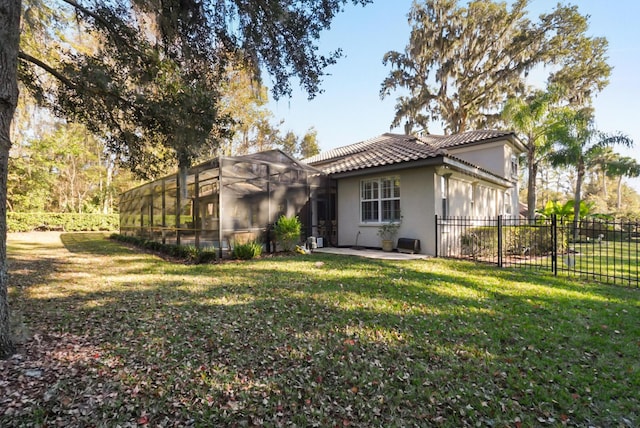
(119, 150, 336, 257)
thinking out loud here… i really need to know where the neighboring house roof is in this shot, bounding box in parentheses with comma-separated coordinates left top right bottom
(302, 130, 519, 186)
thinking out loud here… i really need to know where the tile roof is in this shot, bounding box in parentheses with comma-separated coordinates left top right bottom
(426, 130, 516, 149)
(302, 130, 516, 175)
(302, 133, 446, 175)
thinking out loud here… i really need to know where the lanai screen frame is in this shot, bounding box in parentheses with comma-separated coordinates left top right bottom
(119, 150, 330, 257)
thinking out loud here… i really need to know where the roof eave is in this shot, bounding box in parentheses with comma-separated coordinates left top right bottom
(441, 157, 512, 188)
(327, 156, 445, 179)
(327, 155, 511, 188)
(441, 132, 526, 154)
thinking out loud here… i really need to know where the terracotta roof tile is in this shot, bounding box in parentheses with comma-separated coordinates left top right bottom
(302, 130, 515, 175)
(303, 133, 446, 175)
(428, 130, 514, 149)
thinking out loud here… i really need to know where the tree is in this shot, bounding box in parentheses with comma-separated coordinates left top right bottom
(589, 146, 617, 201)
(216, 64, 282, 156)
(277, 128, 321, 159)
(381, 0, 610, 134)
(502, 89, 557, 218)
(606, 156, 640, 210)
(547, 108, 633, 235)
(299, 128, 320, 159)
(280, 131, 299, 156)
(0, 0, 21, 359)
(0, 0, 372, 358)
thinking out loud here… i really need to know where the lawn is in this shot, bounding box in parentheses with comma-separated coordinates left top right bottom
(562, 240, 640, 287)
(2, 232, 639, 427)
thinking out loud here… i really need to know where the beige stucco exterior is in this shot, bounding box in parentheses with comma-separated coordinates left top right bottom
(335, 163, 511, 255)
(446, 140, 520, 215)
(308, 132, 524, 256)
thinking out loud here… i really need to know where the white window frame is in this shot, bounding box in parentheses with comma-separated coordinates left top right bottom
(441, 175, 449, 218)
(504, 190, 512, 216)
(470, 183, 477, 216)
(510, 154, 518, 178)
(360, 176, 401, 223)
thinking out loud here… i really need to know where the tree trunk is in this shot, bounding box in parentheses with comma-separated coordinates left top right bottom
(104, 161, 114, 214)
(526, 144, 538, 219)
(573, 162, 584, 242)
(617, 176, 623, 210)
(0, 0, 22, 359)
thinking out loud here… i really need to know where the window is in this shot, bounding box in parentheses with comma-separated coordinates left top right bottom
(441, 175, 449, 217)
(504, 190, 512, 215)
(470, 183, 477, 215)
(360, 176, 400, 222)
(511, 154, 518, 177)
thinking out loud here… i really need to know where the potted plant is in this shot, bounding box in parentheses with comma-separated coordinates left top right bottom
(377, 221, 401, 251)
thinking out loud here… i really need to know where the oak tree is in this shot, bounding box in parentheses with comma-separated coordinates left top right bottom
(381, 0, 610, 134)
(0, 0, 371, 357)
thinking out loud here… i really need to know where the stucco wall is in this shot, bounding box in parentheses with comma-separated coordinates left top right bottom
(336, 165, 515, 255)
(336, 167, 437, 254)
(447, 141, 512, 178)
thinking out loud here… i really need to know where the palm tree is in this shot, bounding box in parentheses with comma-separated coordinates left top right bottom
(589, 146, 617, 200)
(606, 156, 640, 209)
(546, 108, 633, 236)
(502, 90, 557, 218)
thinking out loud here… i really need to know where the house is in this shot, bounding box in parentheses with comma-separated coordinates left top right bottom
(119, 130, 523, 257)
(301, 130, 525, 256)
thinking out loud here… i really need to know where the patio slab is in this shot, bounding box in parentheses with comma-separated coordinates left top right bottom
(312, 247, 430, 261)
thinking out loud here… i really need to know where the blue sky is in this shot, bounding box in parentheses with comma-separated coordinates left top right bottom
(266, 0, 640, 190)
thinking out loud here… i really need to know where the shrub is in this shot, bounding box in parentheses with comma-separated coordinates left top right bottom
(7, 212, 119, 232)
(109, 234, 217, 264)
(503, 225, 565, 256)
(273, 215, 301, 252)
(232, 242, 263, 260)
(196, 248, 218, 264)
(460, 226, 498, 258)
(461, 224, 567, 259)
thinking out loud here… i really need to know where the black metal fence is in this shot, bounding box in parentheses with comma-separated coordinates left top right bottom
(435, 215, 640, 288)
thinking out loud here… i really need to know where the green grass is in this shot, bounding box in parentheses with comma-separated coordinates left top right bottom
(564, 240, 640, 285)
(3, 232, 640, 427)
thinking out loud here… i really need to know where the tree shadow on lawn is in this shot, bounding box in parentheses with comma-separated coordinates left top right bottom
(7, 232, 637, 426)
(8, 268, 637, 426)
(7, 270, 640, 427)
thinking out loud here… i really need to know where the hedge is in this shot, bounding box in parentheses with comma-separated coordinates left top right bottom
(110, 234, 217, 264)
(461, 224, 567, 258)
(7, 212, 119, 233)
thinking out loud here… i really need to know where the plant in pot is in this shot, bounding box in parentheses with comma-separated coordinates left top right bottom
(377, 221, 401, 252)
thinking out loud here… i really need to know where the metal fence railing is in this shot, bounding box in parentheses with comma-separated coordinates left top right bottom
(435, 215, 640, 288)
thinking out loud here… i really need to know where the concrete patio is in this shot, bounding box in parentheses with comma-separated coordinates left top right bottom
(312, 247, 430, 261)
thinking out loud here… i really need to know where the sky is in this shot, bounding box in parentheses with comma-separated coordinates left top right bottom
(266, 0, 640, 191)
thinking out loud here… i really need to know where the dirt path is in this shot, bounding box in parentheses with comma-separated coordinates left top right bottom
(8, 231, 65, 245)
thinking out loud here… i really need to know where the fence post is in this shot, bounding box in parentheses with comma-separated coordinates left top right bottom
(552, 214, 557, 276)
(434, 215, 439, 258)
(497, 215, 503, 268)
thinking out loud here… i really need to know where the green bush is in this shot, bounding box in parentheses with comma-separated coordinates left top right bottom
(232, 242, 263, 260)
(109, 234, 217, 264)
(8, 212, 119, 232)
(460, 226, 498, 258)
(503, 225, 564, 256)
(273, 215, 301, 252)
(196, 248, 218, 264)
(461, 224, 567, 258)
